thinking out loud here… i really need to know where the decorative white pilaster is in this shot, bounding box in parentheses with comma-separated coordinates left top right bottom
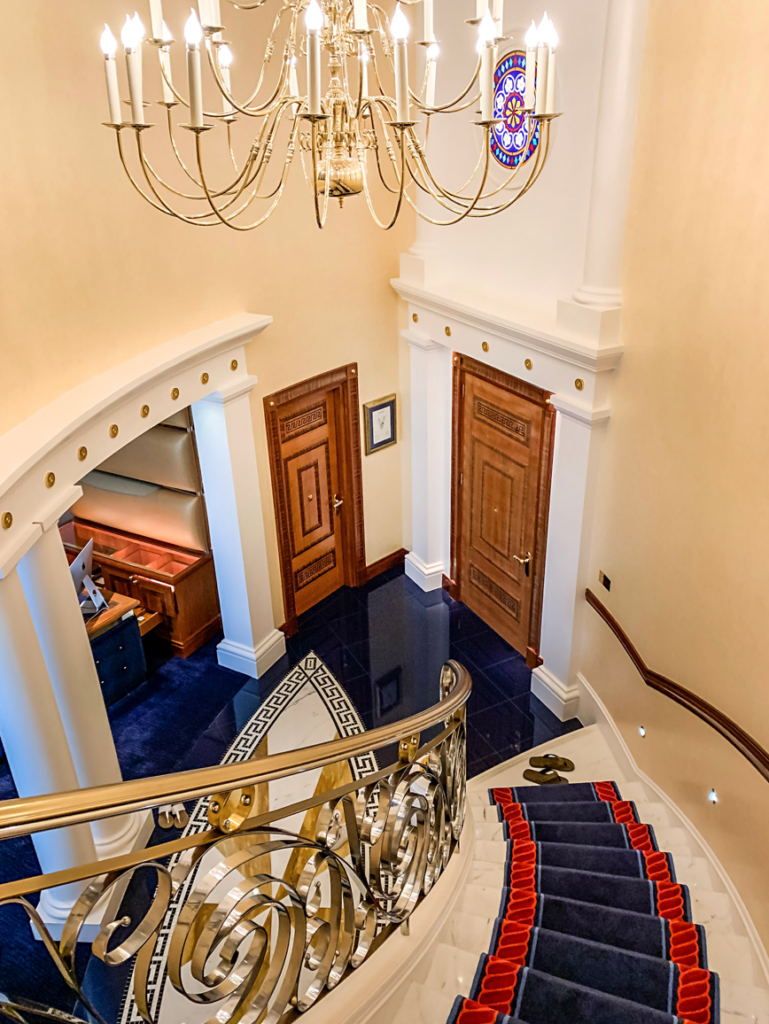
(192, 377, 286, 677)
(558, 0, 648, 339)
(403, 330, 453, 592)
(531, 398, 607, 720)
(0, 565, 97, 928)
(16, 488, 144, 859)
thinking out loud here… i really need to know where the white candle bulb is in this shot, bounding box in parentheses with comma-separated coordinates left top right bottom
(101, 23, 118, 56)
(210, 0, 222, 28)
(545, 17, 558, 114)
(524, 20, 537, 109)
(122, 14, 145, 124)
(478, 11, 495, 121)
(391, 3, 410, 122)
(159, 20, 175, 104)
(100, 25, 122, 124)
(149, 0, 163, 39)
(476, 0, 489, 21)
(390, 3, 409, 38)
(218, 43, 234, 114)
(354, 0, 368, 31)
(423, 0, 434, 42)
(305, 0, 323, 114)
(534, 12, 550, 115)
(185, 8, 204, 126)
(426, 42, 439, 106)
(305, 0, 324, 31)
(358, 47, 370, 99)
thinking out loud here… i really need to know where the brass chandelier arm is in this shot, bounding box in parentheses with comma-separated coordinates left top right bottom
(0, 661, 470, 839)
(409, 55, 483, 116)
(195, 108, 300, 228)
(135, 131, 236, 224)
(359, 121, 408, 230)
(310, 119, 333, 229)
(407, 128, 489, 205)
(115, 128, 183, 217)
(203, 23, 291, 116)
(464, 118, 553, 217)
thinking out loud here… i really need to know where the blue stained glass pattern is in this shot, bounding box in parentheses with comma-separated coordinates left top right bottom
(490, 50, 540, 169)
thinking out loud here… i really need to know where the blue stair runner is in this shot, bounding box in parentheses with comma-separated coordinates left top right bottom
(446, 781, 719, 1024)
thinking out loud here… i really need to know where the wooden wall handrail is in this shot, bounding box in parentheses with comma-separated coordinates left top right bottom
(585, 589, 769, 784)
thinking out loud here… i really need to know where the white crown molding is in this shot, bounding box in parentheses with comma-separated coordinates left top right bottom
(550, 395, 612, 426)
(0, 313, 271, 576)
(391, 278, 624, 373)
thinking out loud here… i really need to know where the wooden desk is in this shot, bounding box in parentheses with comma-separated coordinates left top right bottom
(85, 591, 138, 640)
(85, 592, 162, 641)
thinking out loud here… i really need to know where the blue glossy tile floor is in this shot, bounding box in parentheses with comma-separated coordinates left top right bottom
(0, 564, 581, 1010)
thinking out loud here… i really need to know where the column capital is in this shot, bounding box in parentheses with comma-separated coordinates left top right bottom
(34, 484, 84, 533)
(200, 374, 259, 407)
(401, 327, 444, 353)
(550, 394, 611, 427)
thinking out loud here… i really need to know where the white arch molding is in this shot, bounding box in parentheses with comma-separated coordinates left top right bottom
(0, 313, 286, 934)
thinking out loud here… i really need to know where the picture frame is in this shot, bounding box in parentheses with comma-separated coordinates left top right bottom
(363, 393, 397, 455)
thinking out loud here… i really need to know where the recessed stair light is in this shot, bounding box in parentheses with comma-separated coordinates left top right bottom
(708, 789, 718, 804)
(638, 726, 646, 737)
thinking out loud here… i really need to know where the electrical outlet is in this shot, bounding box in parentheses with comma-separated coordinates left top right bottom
(598, 571, 611, 592)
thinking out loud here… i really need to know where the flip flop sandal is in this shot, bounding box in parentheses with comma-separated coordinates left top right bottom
(529, 753, 575, 773)
(523, 768, 569, 786)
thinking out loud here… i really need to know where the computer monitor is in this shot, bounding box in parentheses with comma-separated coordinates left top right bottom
(70, 538, 93, 596)
(70, 539, 108, 614)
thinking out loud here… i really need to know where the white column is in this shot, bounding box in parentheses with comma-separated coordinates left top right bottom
(571, 0, 648, 310)
(0, 567, 98, 926)
(531, 399, 607, 720)
(17, 498, 143, 859)
(192, 376, 286, 677)
(404, 331, 452, 592)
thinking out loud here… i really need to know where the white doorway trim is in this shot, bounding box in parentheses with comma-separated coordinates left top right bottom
(392, 279, 621, 721)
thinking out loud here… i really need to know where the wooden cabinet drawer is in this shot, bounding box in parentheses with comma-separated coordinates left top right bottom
(130, 575, 178, 617)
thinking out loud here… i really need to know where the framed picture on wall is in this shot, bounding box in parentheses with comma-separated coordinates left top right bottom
(363, 394, 397, 455)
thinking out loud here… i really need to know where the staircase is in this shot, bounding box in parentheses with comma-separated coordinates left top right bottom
(393, 725, 769, 1024)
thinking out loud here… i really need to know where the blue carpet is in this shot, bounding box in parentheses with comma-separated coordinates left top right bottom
(0, 565, 582, 1011)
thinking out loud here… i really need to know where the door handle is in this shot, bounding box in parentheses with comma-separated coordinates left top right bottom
(333, 494, 344, 515)
(513, 551, 532, 577)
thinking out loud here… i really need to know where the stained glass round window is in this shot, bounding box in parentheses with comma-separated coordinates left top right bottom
(490, 50, 540, 169)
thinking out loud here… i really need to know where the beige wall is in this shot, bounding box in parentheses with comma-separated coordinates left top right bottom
(0, 2, 413, 622)
(582, 0, 769, 945)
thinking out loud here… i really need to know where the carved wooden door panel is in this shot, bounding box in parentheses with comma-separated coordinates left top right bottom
(277, 389, 346, 615)
(454, 359, 554, 662)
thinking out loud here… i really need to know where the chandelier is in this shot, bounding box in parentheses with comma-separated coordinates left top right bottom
(99, 0, 560, 230)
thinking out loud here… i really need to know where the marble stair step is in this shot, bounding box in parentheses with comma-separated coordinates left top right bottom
(650, 825, 689, 851)
(400, 982, 457, 1024)
(474, 821, 507, 842)
(458, 883, 507, 920)
(475, 839, 509, 863)
(633, 801, 677, 828)
(421, 943, 480, 998)
(691, 887, 738, 933)
(476, 804, 504, 824)
(720, 979, 769, 1022)
(707, 931, 762, 988)
(668, 851, 725, 895)
(469, 858, 506, 889)
(440, 908, 497, 955)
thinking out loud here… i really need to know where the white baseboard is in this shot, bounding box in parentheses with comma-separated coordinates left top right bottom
(577, 670, 769, 989)
(531, 664, 580, 722)
(217, 629, 286, 678)
(404, 552, 445, 592)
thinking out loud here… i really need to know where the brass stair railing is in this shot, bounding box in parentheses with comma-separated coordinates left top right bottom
(0, 660, 471, 1024)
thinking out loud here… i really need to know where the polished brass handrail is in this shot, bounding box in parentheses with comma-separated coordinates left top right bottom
(0, 660, 471, 840)
(585, 589, 769, 784)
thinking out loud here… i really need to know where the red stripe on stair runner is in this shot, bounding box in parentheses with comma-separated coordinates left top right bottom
(676, 967, 713, 1024)
(508, 839, 537, 889)
(656, 880, 687, 921)
(594, 781, 620, 801)
(476, 957, 523, 1015)
(627, 822, 655, 851)
(610, 800, 639, 824)
(455, 998, 503, 1024)
(501, 888, 538, 927)
(642, 850, 673, 883)
(495, 921, 533, 965)
(668, 920, 702, 968)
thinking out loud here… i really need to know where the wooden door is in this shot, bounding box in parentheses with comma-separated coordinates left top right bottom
(265, 364, 366, 631)
(451, 356, 554, 664)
